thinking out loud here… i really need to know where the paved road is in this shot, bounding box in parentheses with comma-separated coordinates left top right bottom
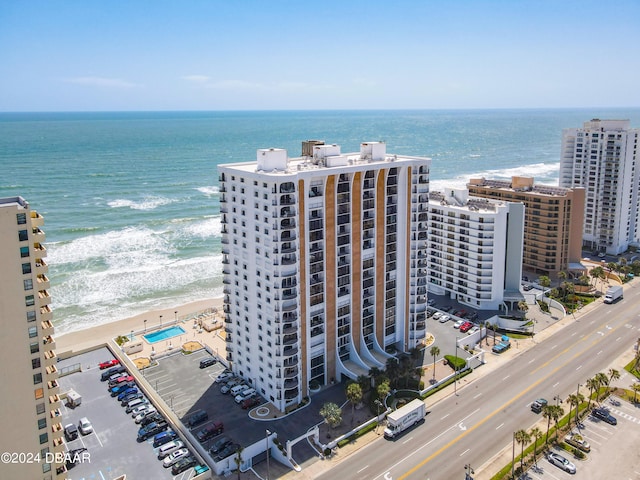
(318, 283, 640, 480)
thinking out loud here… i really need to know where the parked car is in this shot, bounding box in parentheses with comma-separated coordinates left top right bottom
(137, 421, 168, 441)
(109, 375, 135, 389)
(130, 403, 154, 418)
(199, 357, 217, 368)
(457, 309, 468, 318)
(592, 407, 617, 425)
(125, 398, 148, 414)
(242, 397, 261, 409)
(467, 326, 480, 335)
(427, 299, 436, 306)
(64, 423, 78, 441)
(101, 365, 126, 381)
(438, 314, 450, 323)
(157, 440, 185, 459)
(215, 371, 234, 383)
(235, 388, 256, 404)
(78, 417, 93, 435)
(213, 443, 239, 462)
(120, 392, 144, 406)
(453, 319, 464, 329)
(110, 381, 136, 395)
(134, 407, 158, 423)
(209, 436, 232, 455)
(531, 398, 548, 413)
(99, 359, 120, 369)
(139, 412, 164, 427)
(547, 452, 576, 474)
(117, 387, 138, 402)
(459, 321, 473, 333)
(196, 421, 224, 443)
(171, 456, 197, 475)
(153, 430, 178, 448)
(432, 312, 443, 320)
(162, 448, 190, 467)
(220, 379, 241, 394)
(564, 432, 590, 452)
(186, 409, 209, 427)
(65, 447, 88, 470)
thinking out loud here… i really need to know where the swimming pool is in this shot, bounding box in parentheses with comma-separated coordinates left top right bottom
(143, 326, 186, 344)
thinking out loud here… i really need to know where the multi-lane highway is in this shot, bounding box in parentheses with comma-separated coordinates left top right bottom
(319, 282, 640, 480)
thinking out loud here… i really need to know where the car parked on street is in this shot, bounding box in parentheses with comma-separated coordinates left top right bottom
(592, 407, 617, 425)
(547, 452, 576, 474)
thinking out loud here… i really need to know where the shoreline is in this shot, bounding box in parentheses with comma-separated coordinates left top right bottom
(55, 296, 225, 355)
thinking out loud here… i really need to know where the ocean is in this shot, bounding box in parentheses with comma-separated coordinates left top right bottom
(2, 108, 639, 335)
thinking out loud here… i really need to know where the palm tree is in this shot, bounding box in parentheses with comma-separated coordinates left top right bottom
(346, 382, 363, 424)
(517, 300, 529, 317)
(234, 446, 244, 480)
(377, 379, 390, 403)
(551, 404, 564, 442)
(595, 372, 609, 402)
(514, 429, 531, 474)
(429, 345, 440, 382)
(385, 357, 400, 388)
(538, 275, 551, 290)
(567, 393, 585, 426)
(320, 402, 342, 428)
(631, 382, 640, 404)
(530, 426, 543, 467)
(608, 368, 620, 387)
(586, 377, 599, 410)
(557, 270, 568, 284)
(542, 404, 554, 445)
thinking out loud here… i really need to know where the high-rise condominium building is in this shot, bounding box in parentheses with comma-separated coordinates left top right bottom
(0, 197, 64, 479)
(559, 119, 640, 255)
(468, 176, 585, 276)
(219, 141, 430, 412)
(427, 188, 524, 311)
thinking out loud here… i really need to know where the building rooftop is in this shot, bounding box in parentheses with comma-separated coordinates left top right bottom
(468, 177, 575, 197)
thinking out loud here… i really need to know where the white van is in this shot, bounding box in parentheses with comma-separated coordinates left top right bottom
(235, 388, 256, 403)
(157, 440, 184, 459)
(230, 384, 249, 396)
(124, 398, 147, 414)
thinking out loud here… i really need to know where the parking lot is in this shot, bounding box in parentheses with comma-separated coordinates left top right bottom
(524, 396, 640, 479)
(57, 347, 201, 480)
(142, 349, 268, 461)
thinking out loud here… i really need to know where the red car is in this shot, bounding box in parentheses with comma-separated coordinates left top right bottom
(459, 321, 473, 333)
(241, 397, 260, 409)
(99, 359, 120, 370)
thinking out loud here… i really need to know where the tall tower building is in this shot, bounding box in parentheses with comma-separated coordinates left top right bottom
(0, 197, 64, 479)
(427, 188, 524, 311)
(559, 119, 640, 255)
(218, 141, 431, 412)
(468, 176, 585, 276)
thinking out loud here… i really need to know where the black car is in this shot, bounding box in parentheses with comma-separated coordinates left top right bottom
(137, 421, 168, 442)
(592, 407, 617, 425)
(186, 409, 208, 427)
(171, 456, 197, 475)
(213, 443, 239, 462)
(65, 447, 88, 470)
(199, 357, 217, 368)
(64, 423, 78, 441)
(208, 436, 232, 455)
(139, 412, 164, 427)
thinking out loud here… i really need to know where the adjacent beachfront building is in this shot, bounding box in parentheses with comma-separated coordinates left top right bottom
(427, 188, 524, 311)
(0, 197, 64, 479)
(218, 141, 431, 412)
(559, 119, 640, 255)
(468, 176, 585, 276)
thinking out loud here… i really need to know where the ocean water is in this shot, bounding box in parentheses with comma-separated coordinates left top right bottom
(1, 109, 639, 335)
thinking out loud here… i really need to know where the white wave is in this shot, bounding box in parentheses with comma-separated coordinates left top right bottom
(430, 162, 560, 193)
(108, 195, 175, 210)
(181, 216, 222, 239)
(196, 185, 220, 196)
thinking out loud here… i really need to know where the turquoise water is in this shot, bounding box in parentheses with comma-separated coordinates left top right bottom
(1, 109, 639, 334)
(143, 326, 186, 344)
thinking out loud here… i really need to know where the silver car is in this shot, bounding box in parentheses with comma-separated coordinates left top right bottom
(547, 452, 576, 474)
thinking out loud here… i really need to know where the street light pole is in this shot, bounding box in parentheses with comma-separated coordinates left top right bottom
(160, 314, 163, 328)
(511, 432, 516, 480)
(144, 319, 147, 333)
(575, 383, 582, 428)
(374, 399, 382, 434)
(464, 463, 474, 480)
(265, 429, 271, 480)
(454, 337, 459, 396)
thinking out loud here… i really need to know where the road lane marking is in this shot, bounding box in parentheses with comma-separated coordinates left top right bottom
(597, 350, 603, 355)
(576, 365, 582, 371)
(441, 413, 450, 420)
(357, 465, 369, 474)
(553, 382, 559, 387)
(473, 393, 482, 399)
(459, 448, 469, 456)
(496, 423, 504, 430)
(402, 437, 413, 445)
(503, 375, 510, 381)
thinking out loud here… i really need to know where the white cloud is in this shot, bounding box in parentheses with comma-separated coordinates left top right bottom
(65, 76, 139, 88)
(204, 79, 266, 90)
(181, 75, 211, 83)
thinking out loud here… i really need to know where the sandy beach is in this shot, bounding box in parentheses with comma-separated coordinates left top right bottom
(55, 297, 225, 357)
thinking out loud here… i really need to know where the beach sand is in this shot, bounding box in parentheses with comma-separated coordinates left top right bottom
(56, 297, 224, 356)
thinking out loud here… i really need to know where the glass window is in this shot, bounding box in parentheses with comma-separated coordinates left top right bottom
(28, 325, 37, 338)
(39, 432, 48, 445)
(32, 358, 41, 369)
(24, 278, 33, 290)
(38, 417, 46, 430)
(33, 373, 42, 385)
(34, 388, 44, 400)
(18, 229, 28, 241)
(30, 341, 39, 354)
(26, 310, 36, 322)
(22, 262, 32, 274)
(42, 462, 51, 473)
(16, 213, 27, 224)
(36, 403, 45, 415)
(20, 246, 29, 258)
(25, 295, 35, 306)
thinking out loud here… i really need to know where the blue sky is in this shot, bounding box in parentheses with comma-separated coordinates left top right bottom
(1, 0, 639, 111)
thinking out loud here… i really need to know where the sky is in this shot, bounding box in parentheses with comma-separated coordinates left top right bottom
(1, 0, 639, 111)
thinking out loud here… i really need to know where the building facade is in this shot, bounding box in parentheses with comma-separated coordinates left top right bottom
(218, 141, 431, 412)
(559, 119, 640, 255)
(427, 188, 524, 311)
(0, 197, 64, 479)
(468, 176, 585, 276)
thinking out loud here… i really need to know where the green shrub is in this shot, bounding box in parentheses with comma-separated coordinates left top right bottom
(444, 355, 466, 371)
